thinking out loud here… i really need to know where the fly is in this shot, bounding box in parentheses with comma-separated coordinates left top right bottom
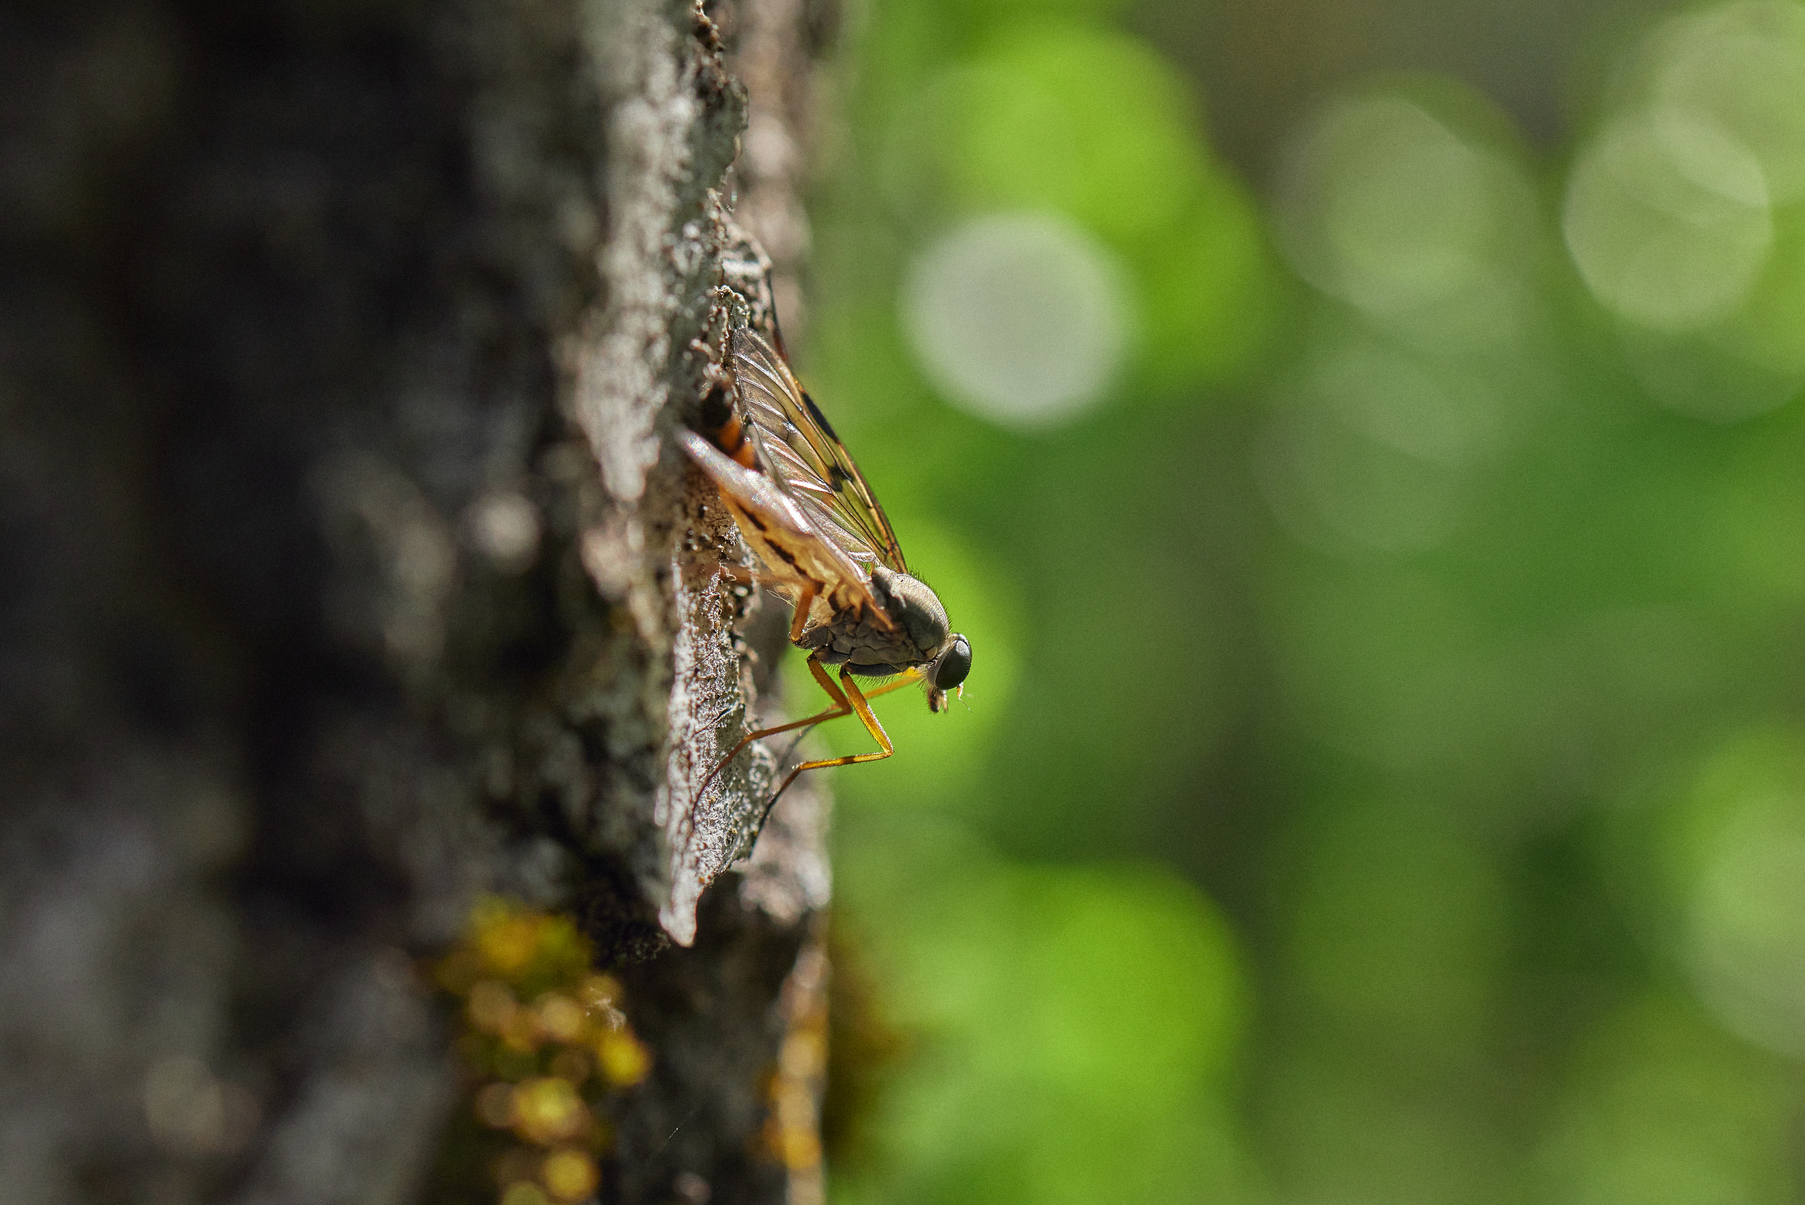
(680, 309, 971, 822)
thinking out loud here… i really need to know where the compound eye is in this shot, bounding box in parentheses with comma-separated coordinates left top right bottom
(932, 635, 972, 692)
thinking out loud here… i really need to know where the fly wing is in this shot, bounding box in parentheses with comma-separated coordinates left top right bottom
(677, 429, 882, 624)
(729, 327, 909, 574)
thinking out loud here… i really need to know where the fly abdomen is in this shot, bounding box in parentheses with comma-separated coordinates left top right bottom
(695, 384, 760, 470)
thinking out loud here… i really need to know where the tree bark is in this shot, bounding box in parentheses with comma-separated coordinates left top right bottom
(0, 1, 831, 1202)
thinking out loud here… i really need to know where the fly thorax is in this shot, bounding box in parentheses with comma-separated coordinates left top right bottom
(868, 567, 953, 664)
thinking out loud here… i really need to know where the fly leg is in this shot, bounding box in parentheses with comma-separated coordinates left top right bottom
(693, 654, 919, 810)
(694, 653, 844, 807)
(788, 582, 816, 644)
(752, 667, 900, 832)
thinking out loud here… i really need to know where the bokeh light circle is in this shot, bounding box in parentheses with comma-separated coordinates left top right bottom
(900, 211, 1131, 429)
(1563, 108, 1773, 331)
(1559, 0, 1805, 419)
(1653, 0, 1805, 204)
(1670, 731, 1805, 1058)
(1685, 799, 1805, 1057)
(1273, 94, 1527, 321)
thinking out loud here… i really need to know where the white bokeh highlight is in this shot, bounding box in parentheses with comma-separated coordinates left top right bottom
(1561, 0, 1805, 420)
(901, 212, 1131, 429)
(1655, 0, 1805, 204)
(1563, 109, 1773, 332)
(1273, 94, 1532, 334)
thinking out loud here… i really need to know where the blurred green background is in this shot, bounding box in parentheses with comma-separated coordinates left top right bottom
(786, 0, 1805, 1201)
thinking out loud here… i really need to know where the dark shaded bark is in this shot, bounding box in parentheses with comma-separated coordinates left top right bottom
(0, 1, 831, 1202)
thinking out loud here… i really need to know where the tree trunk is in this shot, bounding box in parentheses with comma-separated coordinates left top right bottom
(0, 1, 831, 1202)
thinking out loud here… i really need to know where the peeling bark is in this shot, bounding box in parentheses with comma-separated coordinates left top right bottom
(0, 0, 833, 1202)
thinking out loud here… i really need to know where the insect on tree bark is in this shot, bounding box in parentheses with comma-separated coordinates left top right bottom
(0, 1, 843, 1202)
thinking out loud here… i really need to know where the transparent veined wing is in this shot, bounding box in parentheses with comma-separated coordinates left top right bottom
(728, 326, 909, 575)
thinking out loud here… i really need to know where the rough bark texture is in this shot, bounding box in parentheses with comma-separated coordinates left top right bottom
(0, 0, 831, 1202)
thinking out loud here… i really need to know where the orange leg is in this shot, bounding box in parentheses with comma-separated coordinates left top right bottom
(693, 654, 920, 812)
(788, 583, 816, 645)
(755, 666, 900, 828)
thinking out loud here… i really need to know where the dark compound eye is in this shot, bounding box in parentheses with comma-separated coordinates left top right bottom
(932, 635, 971, 692)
